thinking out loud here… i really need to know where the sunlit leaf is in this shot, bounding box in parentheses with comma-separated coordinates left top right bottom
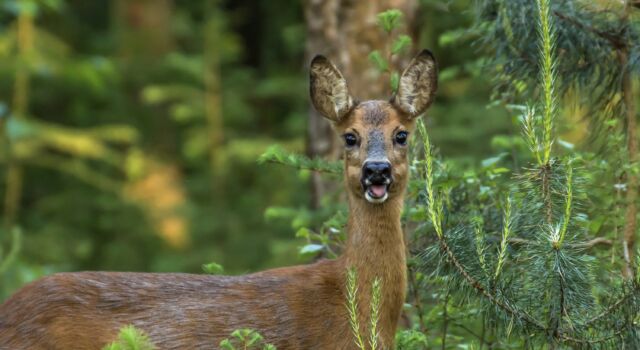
(300, 244, 323, 255)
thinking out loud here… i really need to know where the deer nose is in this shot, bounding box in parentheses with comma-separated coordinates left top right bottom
(362, 161, 392, 184)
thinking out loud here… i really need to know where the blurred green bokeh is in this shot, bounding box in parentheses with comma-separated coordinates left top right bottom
(0, 0, 507, 300)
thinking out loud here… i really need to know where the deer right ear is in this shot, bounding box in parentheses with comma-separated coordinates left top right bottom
(310, 55, 354, 122)
(392, 50, 438, 118)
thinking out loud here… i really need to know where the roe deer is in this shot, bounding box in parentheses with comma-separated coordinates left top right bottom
(0, 50, 437, 350)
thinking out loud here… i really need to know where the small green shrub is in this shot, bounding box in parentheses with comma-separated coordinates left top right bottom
(346, 267, 383, 350)
(219, 328, 276, 350)
(102, 325, 156, 350)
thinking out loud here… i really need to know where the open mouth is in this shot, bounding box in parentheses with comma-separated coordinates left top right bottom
(365, 184, 389, 203)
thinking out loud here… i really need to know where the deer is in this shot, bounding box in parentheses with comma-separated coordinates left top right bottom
(0, 50, 437, 350)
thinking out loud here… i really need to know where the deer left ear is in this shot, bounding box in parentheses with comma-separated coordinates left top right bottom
(310, 55, 355, 122)
(392, 50, 438, 118)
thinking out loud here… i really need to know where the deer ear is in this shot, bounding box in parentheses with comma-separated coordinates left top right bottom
(310, 55, 355, 122)
(392, 50, 438, 118)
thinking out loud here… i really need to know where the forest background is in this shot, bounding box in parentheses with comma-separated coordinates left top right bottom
(2, 0, 640, 348)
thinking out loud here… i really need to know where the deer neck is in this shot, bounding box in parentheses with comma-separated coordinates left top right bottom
(341, 191, 407, 339)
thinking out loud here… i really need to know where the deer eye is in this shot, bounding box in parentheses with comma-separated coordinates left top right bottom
(344, 133, 358, 147)
(395, 131, 408, 145)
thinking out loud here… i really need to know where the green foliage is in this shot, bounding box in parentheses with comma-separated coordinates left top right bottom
(258, 145, 342, 175)
(368, 277, 382, 350)
(536, 0, 557, 165)
(201, 261, 224, 275)
(412, 1, 640, 347)
(0, 228, 21, 275)
(474, 0, 640, 145)
(346, 267, 367, 350)
(102, 325, 156, 350)
(0, 0, 310, 297)
(345, 267, 383, 350)
(417, 120, 443, 239)
(493, 196, 511, 280)
(369, 9, 413, 94)
(391, 35, 412, 55)
(394, 329, 428, 350)
(368, 51, 389, 72)
(376, 9, 403, 34)
(219, 329, 276, 350)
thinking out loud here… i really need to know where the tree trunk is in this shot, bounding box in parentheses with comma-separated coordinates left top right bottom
(112, 0, 175, 156)
(620, 48, 637, 278)
(204, 1, 225, 195)
(113, 0, 174, 60)
(620, 1, 637, 278)
(303, 0, 417, 208)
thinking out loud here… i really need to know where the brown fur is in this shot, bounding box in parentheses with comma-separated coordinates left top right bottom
(0, 51, 437, 350)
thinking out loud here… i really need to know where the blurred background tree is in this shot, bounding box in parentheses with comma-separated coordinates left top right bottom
(1, 0, 504, 290)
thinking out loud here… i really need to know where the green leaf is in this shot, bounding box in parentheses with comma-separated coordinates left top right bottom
(481, 152, 508, 167)
(391, 35, 412, 55)
(202, 262, 224, 275)
(248, 332, 263, 345)
(258, 145, 342, 174)
(558, 139, 574, 150)
(376, 9, 403, 33)
(395, 329, 428, 349)
(439, 66, 460, 82)
(101, 325, 155, 350)
(295, 227, 311, 239)
(219, 339, 235, 350)
(438, 28, 468, 47)
(264, 206, 298, 221)
(300, 244, 324, 255)
(368, 51, 388, 72)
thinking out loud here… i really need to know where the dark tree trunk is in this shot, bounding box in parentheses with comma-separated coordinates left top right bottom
(112, 0, 176, 156)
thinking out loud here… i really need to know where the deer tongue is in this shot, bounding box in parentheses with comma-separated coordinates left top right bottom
(370, 185, 387, 198)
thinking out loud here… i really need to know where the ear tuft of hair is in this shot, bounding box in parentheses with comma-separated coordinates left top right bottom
(391, 49, 438, 118)
(309, 55, 355, 122)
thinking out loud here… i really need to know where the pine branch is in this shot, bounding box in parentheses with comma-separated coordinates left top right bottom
(553, 11, 623, 48)
(508, 237, 612, 249)
(438, 235, 634, 346)
(346, 267, 367, 350)
(537, 0, 557, 165)
(583, 283, 640, 326)
(436, 237, 546, 332)
(369, 277, 382, 350)
(258, 145, 342, 175)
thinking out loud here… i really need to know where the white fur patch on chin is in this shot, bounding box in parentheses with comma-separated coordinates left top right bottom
(365, 191, 389, 204)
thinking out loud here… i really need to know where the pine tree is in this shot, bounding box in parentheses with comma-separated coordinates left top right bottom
(413, 0, 640, 347)
(474, 0, 640, 277)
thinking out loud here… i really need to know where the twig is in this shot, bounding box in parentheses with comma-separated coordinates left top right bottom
(438, 238, 547, 330)
(452, 322, 486, 344)
(552, 11, 624, 48)
(583, 284, 639, 326)
(507, 237, 613, 249)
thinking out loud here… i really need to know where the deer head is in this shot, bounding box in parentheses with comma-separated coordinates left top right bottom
(310, 50, 438, 204)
